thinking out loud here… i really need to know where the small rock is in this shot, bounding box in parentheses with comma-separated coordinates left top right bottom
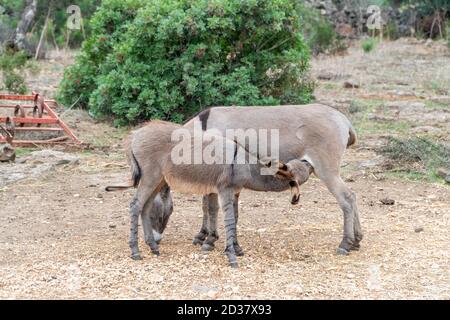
(380, 198, 395, 205)
(256, 228, 266, 233)
(358, 156, 384, 169)
(347, 273, 355, 279)
(207, 289, 220, 299)
(410, 126, 442, 134)
(96, 193, 103, 198)
(0, 144, 16, 162)
(343, 80, 360, 89)
(109, 224, 116, 229)
(56, 159, 71, 166)
(410, 102, 426, 109)
(192, 284, 211, 294)
(414, 227, 424, 233)
(371, 114, 397, 121)
(429, 96, 450, 105)
(436, 168, 450, 183)
(73, 194, 80, 198)
(317, 71, 335, 80)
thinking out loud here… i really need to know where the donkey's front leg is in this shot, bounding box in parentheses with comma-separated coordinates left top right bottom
(218, 190, 238, 268)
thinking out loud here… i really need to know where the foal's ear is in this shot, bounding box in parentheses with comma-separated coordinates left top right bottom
(275, 161, 293, 179)
(278, 161, 288, 171)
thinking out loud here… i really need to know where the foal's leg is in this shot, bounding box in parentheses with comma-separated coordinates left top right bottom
(232, 193, 244, 256)
(201, 193, 220, 251)
(218, 189, 238, 268)
(129, 177, 162, 260)
(193, 195, 211, 245)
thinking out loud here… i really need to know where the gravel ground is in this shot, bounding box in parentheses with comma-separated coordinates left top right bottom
(0, 148, 449, 299)
(0, 40, 449, 299)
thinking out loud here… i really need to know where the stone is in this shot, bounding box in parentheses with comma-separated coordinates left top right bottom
(357, 156, 384, 169)
(344, 80, 360, 89)
(429, 96, 450, 105)
(410, 126, 442, 134)
(380, 198, 395, 205)
(0, 143, 15, 162)
(436, 168, 450, 183)
(414, 227, 424, 233)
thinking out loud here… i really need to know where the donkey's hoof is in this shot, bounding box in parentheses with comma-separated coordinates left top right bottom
(131, 254, 143, 260)
(193, 237, 204, 246)
(336, 247, 350, 255)
(230, 262, 239, 268)
(350, 243, 361, 251)
(201, 243, 215, 251)
(151, 250, 160, 256)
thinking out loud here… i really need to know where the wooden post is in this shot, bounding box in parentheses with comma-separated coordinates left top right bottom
(35, 7, 51, 60)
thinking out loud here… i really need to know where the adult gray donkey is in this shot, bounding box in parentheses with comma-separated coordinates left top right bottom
(141, 104, 362, 256)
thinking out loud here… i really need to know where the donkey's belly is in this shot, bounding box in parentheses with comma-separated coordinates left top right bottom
(164, 175, 218, 195)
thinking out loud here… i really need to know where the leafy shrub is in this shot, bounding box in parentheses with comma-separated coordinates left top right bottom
(0, 49, 36, 94)
(447, 21, 450, 49)
(383, 22, 400, 40)
(361, 38, 377, 53)
(57, 0, 143, 109)
(58, 0, 314, 126)
(298, 4, 346, 55)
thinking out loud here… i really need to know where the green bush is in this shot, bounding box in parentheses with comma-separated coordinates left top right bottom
(57, 0, 143, 110)
(298, 4, 346, 55)
(447, 21, 450, 49)
(361, 38, 377, 53)
(58, 0, 314, 126)
(0, 49, 34, 94)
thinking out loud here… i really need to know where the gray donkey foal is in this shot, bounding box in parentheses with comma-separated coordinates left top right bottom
(118, 120, 311, 267)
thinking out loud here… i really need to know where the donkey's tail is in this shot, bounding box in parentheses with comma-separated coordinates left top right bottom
(129, 148, 142, 188)
(105, 146, 141, 192)
(347, 125, 357, 148)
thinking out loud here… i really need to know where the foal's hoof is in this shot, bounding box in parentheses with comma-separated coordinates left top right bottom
(234, 246, 244, 257)
(230, 262, 239, 269)
(201, 243, 215, 251)
(151, 250, 160, 256)
(336, 247, 350, 255)
(131, 254, 143, 260)
(192, 237, 204, 246)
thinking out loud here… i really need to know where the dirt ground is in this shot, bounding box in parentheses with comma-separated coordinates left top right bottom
(0, 40, 449, 299)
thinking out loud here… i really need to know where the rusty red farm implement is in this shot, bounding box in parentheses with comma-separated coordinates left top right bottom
(0, 92, 81, 147)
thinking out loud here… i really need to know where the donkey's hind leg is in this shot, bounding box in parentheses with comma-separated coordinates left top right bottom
(311, 153, 362, 255)
(218, 189, 238, 268)
(232, 193, 244, 256)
